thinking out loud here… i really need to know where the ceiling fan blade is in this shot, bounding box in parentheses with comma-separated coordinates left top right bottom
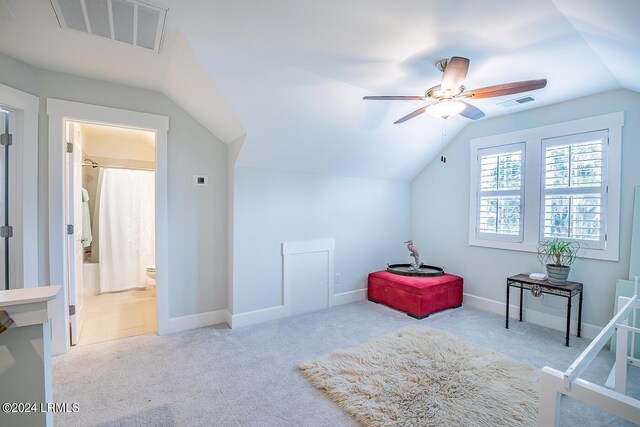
(461, 79, 547, 99)
(363, 96, 425, 101)
(459, 102, 485, 120)
(440, 56, 470, 93)
(394, 106, 428, 124)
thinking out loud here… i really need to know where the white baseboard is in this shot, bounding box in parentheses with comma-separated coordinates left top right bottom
(231, 289, 368, 329)
(231, 305, 286, 328)
(332, 288, 367, 305)
(224, 309, 232, 327)
(167, 309, 231, 334)
(463, 293, 602, 340)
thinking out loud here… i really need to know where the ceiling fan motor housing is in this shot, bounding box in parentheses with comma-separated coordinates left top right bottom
(426, 84, 465, 100)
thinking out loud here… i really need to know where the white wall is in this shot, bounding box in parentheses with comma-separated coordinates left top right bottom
(0, 52, 228, 318)
(232, 167, 410, 314)
(411, 89, 640, 329)
(79, 123, 155, 162)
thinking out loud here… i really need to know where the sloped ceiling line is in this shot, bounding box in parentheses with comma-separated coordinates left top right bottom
(161, 31, 246, 144)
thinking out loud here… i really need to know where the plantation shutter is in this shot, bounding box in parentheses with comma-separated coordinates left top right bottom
(477, 143, 525, 242)
(541, 129, 608, 249)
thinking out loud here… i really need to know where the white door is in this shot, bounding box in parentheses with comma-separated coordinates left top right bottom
(0, 109, 7, 290)
(289, 251, 329, 316)
(66, 122, 84, 345)
(0, 107, 17, 290)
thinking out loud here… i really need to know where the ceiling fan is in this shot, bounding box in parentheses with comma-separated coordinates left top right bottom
(363, 56, 547, 124)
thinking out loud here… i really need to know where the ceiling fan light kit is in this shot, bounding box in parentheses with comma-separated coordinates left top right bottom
(426, 100, 466, 119)
(363, 56, 547, 123)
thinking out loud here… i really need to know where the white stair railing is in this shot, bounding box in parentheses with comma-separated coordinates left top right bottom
(538, 276, 640, 426)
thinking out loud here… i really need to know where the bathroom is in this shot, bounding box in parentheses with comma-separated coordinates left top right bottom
(73, 121, 157, 345)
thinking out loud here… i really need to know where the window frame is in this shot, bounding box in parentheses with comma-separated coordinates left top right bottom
(468, 112, 624, 262)
(476, 142, 525, 243)
(539, 130, 609, 250)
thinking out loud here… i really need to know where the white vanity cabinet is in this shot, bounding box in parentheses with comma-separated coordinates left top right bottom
(0, 286, 61, 427)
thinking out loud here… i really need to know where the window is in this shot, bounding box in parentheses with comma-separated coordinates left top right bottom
(468, 112, 623, 261)
(477, 143, 524, 241)
(541, 130, 608, 249)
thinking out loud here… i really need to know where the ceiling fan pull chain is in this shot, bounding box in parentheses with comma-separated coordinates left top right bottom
(440, 119, 447, 163)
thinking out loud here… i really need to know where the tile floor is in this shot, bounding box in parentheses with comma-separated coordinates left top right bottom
(78, 287, 156, 345)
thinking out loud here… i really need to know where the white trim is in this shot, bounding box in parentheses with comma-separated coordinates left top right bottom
(463, 292, 602, 340)
(166, 309, 231, 334)
(231, 305, 286, 328)
(46, 98, 169, 355)
(332, 288, 367, 305)
(0, 83, 39, 289)
(469, 112, 624, 262)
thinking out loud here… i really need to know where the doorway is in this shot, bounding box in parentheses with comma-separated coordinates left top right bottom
(47, 99, 169, 355)
(66, 121, 157, 345)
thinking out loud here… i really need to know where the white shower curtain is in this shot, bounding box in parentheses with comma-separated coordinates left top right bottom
(98, 168, 155, 293)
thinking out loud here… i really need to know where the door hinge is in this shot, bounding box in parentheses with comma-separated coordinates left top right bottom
(0, 225, 13, 238)
(69, 305, 76, 316)
(605, 234, 608, 242)
(67, 224, 74, 235)
(66, 142, 73, 153)
(0, 133, 12, 146)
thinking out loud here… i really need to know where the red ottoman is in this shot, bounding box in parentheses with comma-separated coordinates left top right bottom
(367, 270, 463, 319)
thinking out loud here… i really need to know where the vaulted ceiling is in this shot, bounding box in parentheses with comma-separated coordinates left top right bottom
(0, 0, 637, 180)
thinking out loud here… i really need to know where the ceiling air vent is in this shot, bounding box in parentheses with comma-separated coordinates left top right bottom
(515, 96, 535, 104)
(50, 0, 168, 53)
(498, 96, 536, 108)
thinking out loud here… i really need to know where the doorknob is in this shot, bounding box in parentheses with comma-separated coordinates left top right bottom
(0, 310, 14, 334)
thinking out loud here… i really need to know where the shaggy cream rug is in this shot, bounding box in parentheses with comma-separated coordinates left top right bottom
(299, 326, 539, 426)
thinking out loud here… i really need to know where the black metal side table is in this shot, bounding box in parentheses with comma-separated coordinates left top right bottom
(506, 274, 583, 347)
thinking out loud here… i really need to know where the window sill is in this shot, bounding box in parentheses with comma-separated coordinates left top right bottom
(468, 237, 619, 262)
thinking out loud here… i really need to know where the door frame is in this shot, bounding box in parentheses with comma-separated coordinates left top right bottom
(0, 83, 39, 289)
(47, 99, 169, 355)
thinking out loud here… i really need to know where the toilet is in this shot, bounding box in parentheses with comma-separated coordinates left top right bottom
(145, 265, 156, 281)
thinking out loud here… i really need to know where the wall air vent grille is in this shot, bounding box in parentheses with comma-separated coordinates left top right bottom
(50, 0, 167, 53)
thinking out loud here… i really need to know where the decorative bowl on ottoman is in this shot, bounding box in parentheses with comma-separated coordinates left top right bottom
(386, 263, 444, 277)
(367, 270, 463, 319)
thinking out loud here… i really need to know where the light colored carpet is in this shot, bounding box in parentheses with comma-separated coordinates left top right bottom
(52, 302, 640, 426)
(300, 325, 538, 427)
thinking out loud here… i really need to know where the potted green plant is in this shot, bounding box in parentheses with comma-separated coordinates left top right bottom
(537, 239, 580, 284)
